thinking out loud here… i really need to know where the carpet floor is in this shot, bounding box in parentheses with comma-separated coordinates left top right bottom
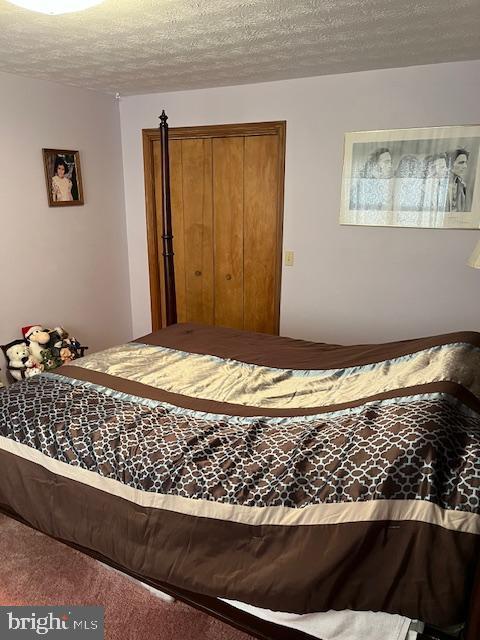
(0, 514, 257, 640)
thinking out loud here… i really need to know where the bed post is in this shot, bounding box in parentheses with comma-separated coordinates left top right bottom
(159, 109, 177, 326)
(465, 559, 480, 640)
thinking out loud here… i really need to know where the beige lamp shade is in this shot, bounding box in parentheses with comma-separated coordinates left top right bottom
(468, 240, 480, 269)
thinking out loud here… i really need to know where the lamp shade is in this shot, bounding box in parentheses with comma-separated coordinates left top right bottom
(6, 0, 104, 14)
(468, 240, 480, 269)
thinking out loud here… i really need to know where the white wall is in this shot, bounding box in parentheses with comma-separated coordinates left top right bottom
(120, 60, 480, 344)
(0, 72, 132, 381)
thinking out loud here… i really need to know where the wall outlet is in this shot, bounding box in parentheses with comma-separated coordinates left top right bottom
(285, 250, 294, 267)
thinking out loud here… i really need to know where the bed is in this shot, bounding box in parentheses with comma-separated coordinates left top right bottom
(1, 113, 480, 640)
(0, 322, 479, 640)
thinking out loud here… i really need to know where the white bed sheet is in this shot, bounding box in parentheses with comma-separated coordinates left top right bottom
(221, 599, 422, 640)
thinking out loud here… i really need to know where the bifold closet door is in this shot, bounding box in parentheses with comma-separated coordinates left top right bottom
(243, 134, 280, 334)
(154, 138, 214, 325)
(146, 122, 285, 334)
(213, 137, 244, 329)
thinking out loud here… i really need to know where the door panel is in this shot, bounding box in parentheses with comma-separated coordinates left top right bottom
(212, 137, 245, 330)
(244, 135, 279, 334)
(182, 139, 214, 324)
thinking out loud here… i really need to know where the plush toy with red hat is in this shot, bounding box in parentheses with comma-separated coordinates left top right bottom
(22, 325, 51, 364)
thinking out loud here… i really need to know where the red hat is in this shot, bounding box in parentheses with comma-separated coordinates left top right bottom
(22, 325, 42, 340)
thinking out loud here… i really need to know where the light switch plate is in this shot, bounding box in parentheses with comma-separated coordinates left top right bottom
(285, 250, 294, 267)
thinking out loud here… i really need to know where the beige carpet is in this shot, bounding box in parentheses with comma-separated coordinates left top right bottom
(0, 514, 256, 640)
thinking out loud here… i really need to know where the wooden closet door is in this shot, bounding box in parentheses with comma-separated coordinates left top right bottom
(244, 135, 280, 334)
(154, 138, 214, 325)
(145, 122, 285, 334)
(212, 137, 244, 330)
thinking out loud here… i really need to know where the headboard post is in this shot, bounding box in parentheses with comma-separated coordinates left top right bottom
(159, 110, 177, 326)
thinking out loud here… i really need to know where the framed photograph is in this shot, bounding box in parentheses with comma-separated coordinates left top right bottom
(42, 149, 84, 207)
(339, 125, 480, 228)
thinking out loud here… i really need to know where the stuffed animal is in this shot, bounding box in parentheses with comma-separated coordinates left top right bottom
(24, 359, 44, 377)
(0, 340, 40, 382)
(47, 326, 69, 351)
(59, 346, 75, 363)
(22, 325, 51, 364)
(41, 327, 67, 368)
(68, 336, 82, 352)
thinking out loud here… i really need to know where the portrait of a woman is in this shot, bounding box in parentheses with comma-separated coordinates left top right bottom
(52, 158, 74, 202)
(43, 148, 84, 207)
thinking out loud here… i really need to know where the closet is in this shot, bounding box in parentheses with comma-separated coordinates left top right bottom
(143, 121, 286, 334)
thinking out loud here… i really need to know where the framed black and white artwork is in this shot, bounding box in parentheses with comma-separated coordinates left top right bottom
(339, 125, 480, 228)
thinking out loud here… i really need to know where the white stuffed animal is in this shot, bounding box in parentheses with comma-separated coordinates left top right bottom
(2, 340, 30, 381)
(22, 325, 51, 364)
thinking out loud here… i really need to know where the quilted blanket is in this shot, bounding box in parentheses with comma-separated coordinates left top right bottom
(0, 323, 479, 627)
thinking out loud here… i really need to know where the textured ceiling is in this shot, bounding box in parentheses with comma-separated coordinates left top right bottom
(0, 0, 479, 95)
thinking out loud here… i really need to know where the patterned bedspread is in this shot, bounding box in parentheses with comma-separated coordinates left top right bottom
(0, 323, 479, 627)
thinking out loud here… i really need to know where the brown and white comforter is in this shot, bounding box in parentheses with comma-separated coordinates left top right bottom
(0, 323, 479, 627)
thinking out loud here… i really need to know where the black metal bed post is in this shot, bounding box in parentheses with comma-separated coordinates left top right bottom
(159, 110, 177, 325)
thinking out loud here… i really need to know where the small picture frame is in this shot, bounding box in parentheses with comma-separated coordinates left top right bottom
(42, 148, 84, 207)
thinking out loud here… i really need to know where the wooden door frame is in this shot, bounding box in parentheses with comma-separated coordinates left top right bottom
(142, 121, 286, 332)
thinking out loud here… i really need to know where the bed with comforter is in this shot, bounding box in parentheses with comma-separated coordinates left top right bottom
(0, 323, 479, 638)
